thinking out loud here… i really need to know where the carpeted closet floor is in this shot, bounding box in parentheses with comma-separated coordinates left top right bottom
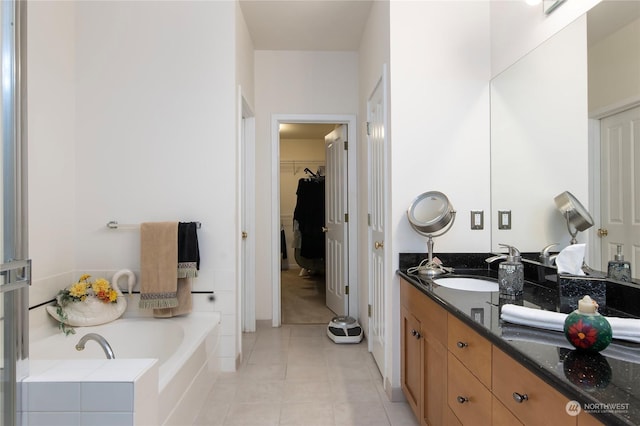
(281, 268, 336, 324)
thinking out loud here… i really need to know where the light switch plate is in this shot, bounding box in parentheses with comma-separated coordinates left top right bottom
(470, 211, 483, 230)
(498, 210, 511, 229)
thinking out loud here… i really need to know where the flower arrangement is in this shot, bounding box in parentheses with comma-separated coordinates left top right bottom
(53, 274, 119, 335)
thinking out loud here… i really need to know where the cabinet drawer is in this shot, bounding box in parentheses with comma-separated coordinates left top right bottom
(447, 314, 492, 387)
(448, 352, 492, 425)
(492, 347, 576, 426)
(401, 278, 447, 344)
(492, 395, 522, 426)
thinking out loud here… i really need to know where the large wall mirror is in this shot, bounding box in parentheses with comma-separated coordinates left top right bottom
(490, 1, 640, 271)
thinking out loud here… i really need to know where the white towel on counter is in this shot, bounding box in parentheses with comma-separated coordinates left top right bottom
(500, 304, 640, 343)
(501, 324, 640, 364)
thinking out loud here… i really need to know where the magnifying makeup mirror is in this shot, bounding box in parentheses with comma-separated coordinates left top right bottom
(554, 191, 594, 245)
(407, 191, 456, 277)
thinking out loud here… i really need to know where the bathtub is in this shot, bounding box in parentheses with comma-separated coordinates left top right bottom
(28, 311, 220, 425)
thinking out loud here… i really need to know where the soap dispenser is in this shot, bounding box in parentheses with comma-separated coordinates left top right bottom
(498, 244, 524, 297)
(607, 245, 631, 282)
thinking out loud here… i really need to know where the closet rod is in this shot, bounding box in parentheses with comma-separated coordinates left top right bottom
(106, 221, 201, 230)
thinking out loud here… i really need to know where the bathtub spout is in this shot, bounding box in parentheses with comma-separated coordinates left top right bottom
(76, 333, 116, 359)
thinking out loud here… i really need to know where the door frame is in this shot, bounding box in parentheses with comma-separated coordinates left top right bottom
(588, 96, 640, 270)
(238, 87, 256, 334)
(271, 114, 358, 327)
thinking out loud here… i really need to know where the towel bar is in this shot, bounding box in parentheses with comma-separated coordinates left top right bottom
(107, 221, 201, 230)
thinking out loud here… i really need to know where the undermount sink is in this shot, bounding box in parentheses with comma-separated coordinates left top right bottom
(432, 277, 498, 292)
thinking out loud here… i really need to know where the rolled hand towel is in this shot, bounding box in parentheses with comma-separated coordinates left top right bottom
(500, 304, 640, 343)
(501, 324, 640, 364)
(500, 304, 566, 332)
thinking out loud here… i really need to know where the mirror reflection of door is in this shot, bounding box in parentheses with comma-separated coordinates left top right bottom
(599, 105, 640, 279)
(279, 123, 338, 324)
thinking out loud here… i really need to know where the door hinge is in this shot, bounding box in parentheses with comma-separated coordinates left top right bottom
(345, 213, 349, 223)
(344, 140, 348, 150)
(368, 213, 371, 226)
(368, 304, 372, 317)
(366, 122, 371, 136)
(345, 285, 349, 295)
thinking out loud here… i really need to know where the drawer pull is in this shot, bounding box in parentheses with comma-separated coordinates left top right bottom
(456, 341, 468, 348)
(410, 329, 422, 339)
(456, 396, 469, 404)
(512, 392, 529, 403)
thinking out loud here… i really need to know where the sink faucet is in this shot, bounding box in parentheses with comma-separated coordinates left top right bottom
(485, 253, 507, 264)
(539, 243, 558, 266)
(76, 333, 115, 359)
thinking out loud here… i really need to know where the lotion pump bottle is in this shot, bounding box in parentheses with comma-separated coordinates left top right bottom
(498, 244, 524, 297)
(608, 244, 631, 282)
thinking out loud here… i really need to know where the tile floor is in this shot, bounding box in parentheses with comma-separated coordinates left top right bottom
(193, 321, 419, 426)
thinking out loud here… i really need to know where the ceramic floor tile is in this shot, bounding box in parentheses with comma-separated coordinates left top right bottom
(235, 380, 285, 403)
(333, 402, 390, 426)
(279, 402, 335, 426)
(282, 380, 333, 403)
(193, 326, 414, 426)
(224, 402, 281, 426)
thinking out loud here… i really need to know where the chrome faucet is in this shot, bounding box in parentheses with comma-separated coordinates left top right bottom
(76, 333, 115, 359)
(485, 254, 507, 264)
(539, 243, 558, 266)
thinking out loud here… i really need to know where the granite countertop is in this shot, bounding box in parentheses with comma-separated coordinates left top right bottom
(398, 253, 640, 426)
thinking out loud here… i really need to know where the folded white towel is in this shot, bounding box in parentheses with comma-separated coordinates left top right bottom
(500, 304, 640, 343)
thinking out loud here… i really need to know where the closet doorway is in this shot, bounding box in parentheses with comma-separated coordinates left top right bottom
(271, 115, 358, 327)
(279, 123, 337, 324)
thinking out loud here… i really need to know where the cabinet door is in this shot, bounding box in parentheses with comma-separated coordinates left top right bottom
(401, 306, 422, 419)
(493, 395, 523, 426)
(424, 331, 447, 426)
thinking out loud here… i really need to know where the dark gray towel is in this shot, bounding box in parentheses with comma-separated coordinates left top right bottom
(177, 222, 200, 278)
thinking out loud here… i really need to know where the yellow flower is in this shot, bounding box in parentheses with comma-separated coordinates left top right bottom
(92, 278, 110, 294)
(79, 274, 91, 282)
(69, 282, 88, 298)
(108, 289, 118, 302)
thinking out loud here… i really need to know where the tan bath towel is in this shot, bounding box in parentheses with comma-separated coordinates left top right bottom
(153, 277, 193, 318)
(139, 222, 179, 309)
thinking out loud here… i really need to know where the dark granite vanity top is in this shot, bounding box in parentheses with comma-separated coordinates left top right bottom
(399, 253, 640, 426)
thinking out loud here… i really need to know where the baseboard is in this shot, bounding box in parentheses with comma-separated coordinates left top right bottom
(385, 377, 406, 403)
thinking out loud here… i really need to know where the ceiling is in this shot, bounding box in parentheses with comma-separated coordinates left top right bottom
(279, 123, 337, 140)
(238, 0, 374, 51)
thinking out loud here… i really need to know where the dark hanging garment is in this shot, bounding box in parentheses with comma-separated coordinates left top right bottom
(293, 178, 325, 259)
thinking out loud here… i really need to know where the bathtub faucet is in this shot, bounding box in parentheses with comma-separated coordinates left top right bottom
(76, 333, 116, 359)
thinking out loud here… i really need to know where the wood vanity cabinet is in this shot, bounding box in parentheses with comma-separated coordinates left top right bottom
(400, 279, 448, 426)
(400, 277, 607, 426)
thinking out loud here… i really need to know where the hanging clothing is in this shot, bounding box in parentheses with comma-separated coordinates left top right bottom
(293, 178, 325, 260)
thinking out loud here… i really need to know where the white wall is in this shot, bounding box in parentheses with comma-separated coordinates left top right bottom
(28, 1, 77, 306)
(491, 0, 601, 77)
(388, 0, 492, 390)
(29, 0, 241, 371)
(253, 50, 359, 320)
(589, 17, 640, 114)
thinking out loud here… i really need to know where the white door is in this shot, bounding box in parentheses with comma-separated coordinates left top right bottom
(325, 124, 349, 316)
(368, 70, 388, 373)
(599, 105, 640, 279)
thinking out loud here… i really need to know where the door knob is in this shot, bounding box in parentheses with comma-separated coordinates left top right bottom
(374, 241, 384, 249)
(322, 227, 328, 233)
(597, 228, 608, 238)
(242, 231, 248, 239)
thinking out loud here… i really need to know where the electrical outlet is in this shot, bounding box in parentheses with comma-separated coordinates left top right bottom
(470, 308, 484, 325)
(470, 210, 484, 230)
(498, 210, 512, 229)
